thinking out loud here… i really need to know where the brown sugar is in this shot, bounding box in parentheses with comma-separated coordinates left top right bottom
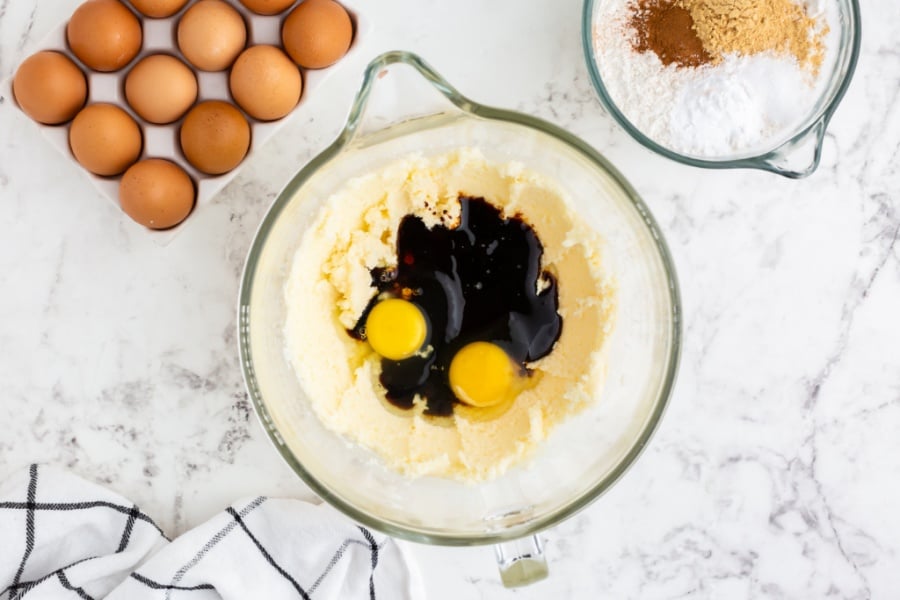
(628, 0, 828, 73)
(630, 0, 712, 68)
(679, 0, 827, 72)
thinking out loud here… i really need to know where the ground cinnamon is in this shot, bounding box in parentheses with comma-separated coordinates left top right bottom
(628, 0, 827, 73)
(629, 0, 711, 68)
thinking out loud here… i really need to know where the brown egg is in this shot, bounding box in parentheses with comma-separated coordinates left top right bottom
(230, 46, 302, 121)
(238, 0, 295, 15)
(180, 101, 250, 175)
(129, 0, 190, 18)
(67, 0, 142, 72)
(120, 159, 195, 229)
(13, 51, 87, 125)
(125, 54, 198, 124)
(282, 0, 352, 69)
(69, 104, 143, 176)
(177, 0, 247, 71)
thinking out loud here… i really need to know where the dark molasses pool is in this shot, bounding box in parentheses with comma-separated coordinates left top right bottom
(349, 196, 562, 416)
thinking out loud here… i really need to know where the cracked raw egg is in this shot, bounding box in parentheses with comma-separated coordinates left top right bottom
(364, 298, 429, 361)
(449, 342, 520, 409)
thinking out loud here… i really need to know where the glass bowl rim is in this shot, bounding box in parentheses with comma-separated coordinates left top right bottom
(237, 51, 683, 546)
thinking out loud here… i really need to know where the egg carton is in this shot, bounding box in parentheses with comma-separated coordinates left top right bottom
(1, 0, 368, 244)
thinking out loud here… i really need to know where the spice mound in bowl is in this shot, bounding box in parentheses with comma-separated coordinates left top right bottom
(592, 0, 839, 158)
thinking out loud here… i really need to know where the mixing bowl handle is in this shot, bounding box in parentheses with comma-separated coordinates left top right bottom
(494, 535, 549, 587)
(335, 51, 475, 148)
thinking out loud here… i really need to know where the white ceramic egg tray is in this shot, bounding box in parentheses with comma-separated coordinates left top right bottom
(1, 0, 367, 243)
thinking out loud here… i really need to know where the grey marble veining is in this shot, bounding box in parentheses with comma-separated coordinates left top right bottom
(1, 0, 899, 598)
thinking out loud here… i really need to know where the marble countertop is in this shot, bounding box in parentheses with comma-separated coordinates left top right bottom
(2, 0, 899, 597)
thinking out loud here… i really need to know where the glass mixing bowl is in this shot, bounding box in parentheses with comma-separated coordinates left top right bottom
(238, 52, 681, 586)
(582, 0, 861, 178)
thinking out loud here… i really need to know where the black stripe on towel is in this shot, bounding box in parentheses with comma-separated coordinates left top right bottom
(359, 526, 380, 600)
(0, 500, 166, 538)
(116, 505, 140, 553)
(11, 464, 38, 592)
(3, 555, 98, 597)
(57, 570, 94, 600)
(130, 573, 216, 591)
(164, 497, 266, 591)
(226, 507, 312, 600)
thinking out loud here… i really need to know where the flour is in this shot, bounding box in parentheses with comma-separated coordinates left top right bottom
(591, 0, 837, 158)
(669, 54, 812, 156)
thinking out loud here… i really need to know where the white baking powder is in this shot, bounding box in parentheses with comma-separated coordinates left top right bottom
(591, 0, 837, 158)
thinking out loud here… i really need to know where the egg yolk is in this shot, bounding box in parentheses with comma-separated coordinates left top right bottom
(365, 298, 428, 361)
(449, 342, 519, 408)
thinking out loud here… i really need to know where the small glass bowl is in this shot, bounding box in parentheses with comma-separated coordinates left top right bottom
(581, 0, 861, 178)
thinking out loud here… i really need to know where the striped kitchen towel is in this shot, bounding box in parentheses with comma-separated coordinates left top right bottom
(0, 465, 423, 599)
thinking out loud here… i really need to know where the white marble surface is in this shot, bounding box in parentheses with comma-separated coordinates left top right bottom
(1, 0, 899, 597)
